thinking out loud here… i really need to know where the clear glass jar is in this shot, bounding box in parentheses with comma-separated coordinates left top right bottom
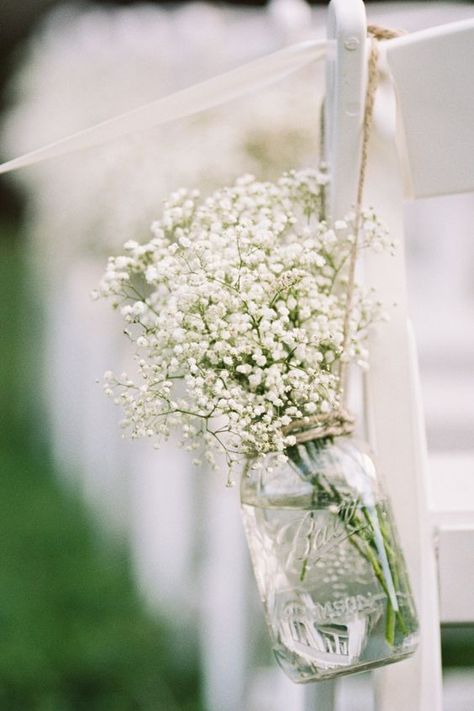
(240, 436, 419, 682)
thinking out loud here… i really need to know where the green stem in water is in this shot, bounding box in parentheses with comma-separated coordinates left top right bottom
(286, 440, 414, 646)
(385, 596, 396, 646)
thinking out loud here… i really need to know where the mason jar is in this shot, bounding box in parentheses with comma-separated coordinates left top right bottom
(240, 434, 419, 682)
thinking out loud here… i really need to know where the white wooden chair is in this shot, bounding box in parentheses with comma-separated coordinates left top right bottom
(303, 2, 474, 710)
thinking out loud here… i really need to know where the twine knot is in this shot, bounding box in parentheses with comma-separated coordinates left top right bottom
(283, 409, 355, 445)
(367, 25, 404, 42)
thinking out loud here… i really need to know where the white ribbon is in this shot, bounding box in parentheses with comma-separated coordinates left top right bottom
(0, 38, 328, 176)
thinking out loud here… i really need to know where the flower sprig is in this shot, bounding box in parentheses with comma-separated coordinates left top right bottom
(96, 169, 394, 480)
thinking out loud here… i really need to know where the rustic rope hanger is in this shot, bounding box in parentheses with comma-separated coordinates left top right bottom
(287, 25, 404, 445)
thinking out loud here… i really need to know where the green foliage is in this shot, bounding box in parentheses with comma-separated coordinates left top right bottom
(0, 233, 202, 710)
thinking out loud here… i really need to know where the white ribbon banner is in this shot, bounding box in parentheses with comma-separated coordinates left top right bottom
(0, 38, 328, 176)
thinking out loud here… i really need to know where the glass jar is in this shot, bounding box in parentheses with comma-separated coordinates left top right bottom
(240, 435, 419, 683)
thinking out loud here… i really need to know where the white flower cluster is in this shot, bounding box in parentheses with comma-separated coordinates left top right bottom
(97, 169, 393, 476)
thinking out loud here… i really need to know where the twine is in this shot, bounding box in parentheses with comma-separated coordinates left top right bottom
(286, 25, 403, 446)
(284, 409, 356, 445)
(338, 24, 403, 398)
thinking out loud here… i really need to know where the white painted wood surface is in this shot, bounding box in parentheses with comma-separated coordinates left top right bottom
(324, 0, 367, 223)
(199, 476, 250, 711)
(386, 19, 474, 199)
(45, 262, 131, 535)
(429, 453, 474, 624)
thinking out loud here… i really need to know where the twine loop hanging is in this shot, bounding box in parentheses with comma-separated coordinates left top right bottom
(286, 25, 403, 446)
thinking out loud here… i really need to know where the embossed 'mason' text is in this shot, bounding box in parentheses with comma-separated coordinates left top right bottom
(282, 592, 386, 624)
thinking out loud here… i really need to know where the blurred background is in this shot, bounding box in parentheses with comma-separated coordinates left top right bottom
(0, 1, 472, 710)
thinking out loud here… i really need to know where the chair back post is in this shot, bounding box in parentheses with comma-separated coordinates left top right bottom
(325, 0, 367, 221)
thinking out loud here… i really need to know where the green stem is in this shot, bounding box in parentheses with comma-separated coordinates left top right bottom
(354, 505, 411, 641)
(385, 597, 396, 646)
(287, 442, 413, 646)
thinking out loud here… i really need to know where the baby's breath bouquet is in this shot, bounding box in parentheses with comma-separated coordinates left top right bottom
(97, 169, 390, 475)
(97, 168, 418, 682)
